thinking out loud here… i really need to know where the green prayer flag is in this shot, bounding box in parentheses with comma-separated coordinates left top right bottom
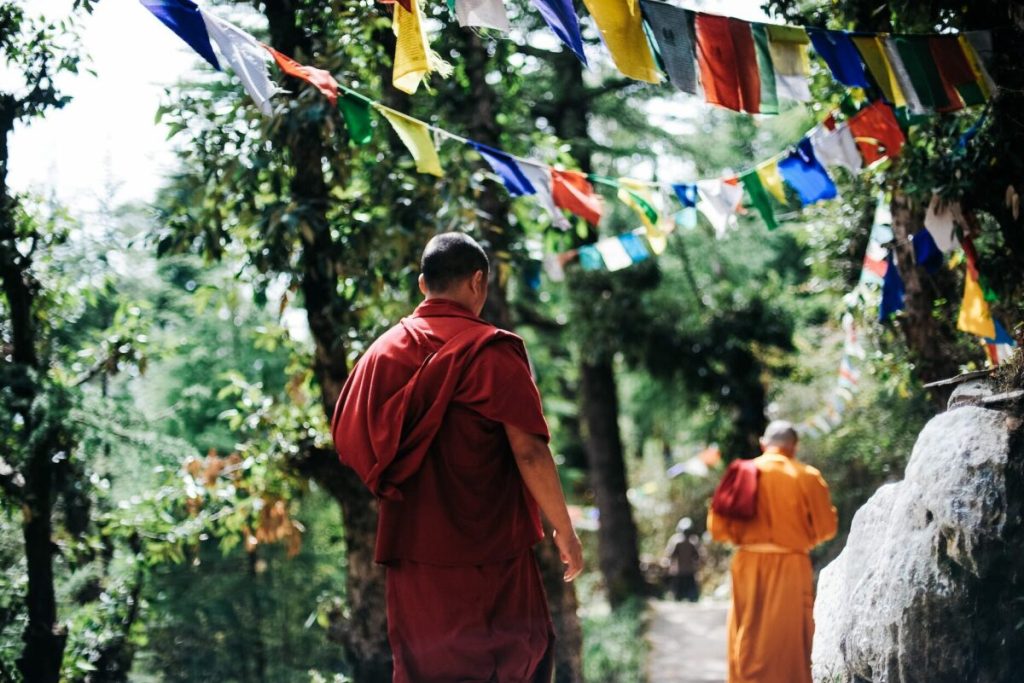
(625, 189, 659, 225)
(894, 36, 951, 110)
(642, 19, 669, 76)
(752, 24, 779, 115)
(740, 169, 778, 230)
(338, 94, 373, 145)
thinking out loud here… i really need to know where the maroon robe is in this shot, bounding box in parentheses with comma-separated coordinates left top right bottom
(332, 298, 554, 682)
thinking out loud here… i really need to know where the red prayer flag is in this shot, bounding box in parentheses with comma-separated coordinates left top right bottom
(694, 14, 761, 114)
(551, 169, 603, 225)
(848, 101, 905, 165)
(265, 46, 340, 104)
(929, 35, 981, 109)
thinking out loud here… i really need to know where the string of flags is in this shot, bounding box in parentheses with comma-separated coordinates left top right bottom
(373, 0, 998, 115)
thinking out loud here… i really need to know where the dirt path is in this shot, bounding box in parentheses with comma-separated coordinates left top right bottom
(646, 600, 729, 683)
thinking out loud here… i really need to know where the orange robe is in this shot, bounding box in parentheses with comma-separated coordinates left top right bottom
(708, 450, 838, 683)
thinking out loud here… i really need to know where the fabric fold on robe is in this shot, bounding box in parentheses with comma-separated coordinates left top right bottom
(375, 105, 444, 177)
(695, 14, 761, 113)
(809, 123, 863, 174)
(582, 0, 661, 83)
(847, 101, 905, 165)
(778, 138, 837, 205)
(851, 35, 907, 107)
(200, 10, 281, 115)
(470, 142, 536, 197)
(266, 47, 339, 104)
(454, 0, 511, 32)
(740, 169, 778, 230)
(530, 0, 587, 64)
(142, 0, 221, 69)
(552, 169, 603, 225)
(640, 0, 698, 94)
(807, 28, 870, 88)
(766, 25, 811, 101)
(338, 93, 374, 145)
(519, 163, 571, 229)
(393, 0, 452, 94)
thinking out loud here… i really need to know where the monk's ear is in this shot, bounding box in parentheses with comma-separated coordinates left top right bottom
(473, 269, 487, 293)
(418, 274, 429, 296)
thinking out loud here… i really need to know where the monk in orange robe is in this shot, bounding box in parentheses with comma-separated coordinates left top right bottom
(708, 420, 838, 683)
(332, 232, 583, 683)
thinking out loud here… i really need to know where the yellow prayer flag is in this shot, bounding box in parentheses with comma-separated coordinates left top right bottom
(392, 0, 451, 95)
(958, 35, 995, 100)
(765, 25, 810, 76)
(851, 35, 906, 107)
(756, 160, 787, 204)
(582, 0, 660, 83)
(375, 105, 443, 177)
(957, 271, 996, 339)
(617, 178, 659, 232)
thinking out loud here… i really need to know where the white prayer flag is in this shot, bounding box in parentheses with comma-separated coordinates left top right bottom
(520, 163, 571, 230)
(595, 237, 633, 271)
(924, 194, 961, 253)
(201, 11, 281, 116)
(809, 124, 863, 174)
(454, 0, 511, 31)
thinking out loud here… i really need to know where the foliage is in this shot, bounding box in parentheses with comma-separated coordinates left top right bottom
(581, 599, 647, 683)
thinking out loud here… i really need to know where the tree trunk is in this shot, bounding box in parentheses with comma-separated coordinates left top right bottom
(579, 359, 647, 607)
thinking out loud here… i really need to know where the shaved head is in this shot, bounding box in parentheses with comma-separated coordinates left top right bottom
(420, 232, 489, 293)
(762, 420, 798, 450)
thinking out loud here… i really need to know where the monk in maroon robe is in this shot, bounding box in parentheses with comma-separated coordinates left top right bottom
(332, 232, 583, 683)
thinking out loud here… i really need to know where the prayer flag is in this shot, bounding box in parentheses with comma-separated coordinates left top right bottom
(530, 0, 587, 64)
(755, 160, 788, 204)
(851, 35, 906, 107)
(697, 178, 743, 237)
(751, 24, 779, 115)
(924, 194, 961, 253)
(739, 169, 778, 230)
(912, 229, 943, 273)
(543, 253, 566, 282)
(893, 36, 953, 111)
(393, 0, 452, 94)
(470, 142, 536, 197)
(958, 269, 996, 338)
(985, 320, 1015, 346)
(882, 38, 927, 114)
(672, 183, 698, 208)
(929, 35, 987, 107)
(595, 237, 633, 271)
(639, 0, 698, 94)
(200, 11, 281, 115)
(619, 232, 651, 263)
(694, 14, 761, 113)
(809, 123, 863, 174)
(519, 163, 571, 229)
(338, 94, 374, 145)
(552, 169, 603, 225)
(577, 245, 605, 270)
(266, 47, 339, 104)
(847, 101, 905, 165)
(879, 253, 905, 321)
(961, 31, 997, 97)
(454, 0, 511, 32)
(375, 105, 443, 177)
(766, 25, 811, 101)
(617, 179, 659, 231)
(807, 28, 870, 89)
(777, 138, 837, 205)
(582, 0, 661, 83)
(141, 0, 221, 70)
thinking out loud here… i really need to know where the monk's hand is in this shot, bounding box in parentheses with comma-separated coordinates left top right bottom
(553, 527, 584, 582)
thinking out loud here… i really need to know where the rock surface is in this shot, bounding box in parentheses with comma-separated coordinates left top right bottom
(812, 401, 1024, 683)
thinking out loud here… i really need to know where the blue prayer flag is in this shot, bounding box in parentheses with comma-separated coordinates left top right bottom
(985, 320, 1016, 346)
(577, 245, 605, 270)
(778, 138, 838, 205)
(807, 28, 870, 89)
(912, 229, 943, 273)
(530, 0, 588, 65)
(140, 0, 221, 70)
(879, 253, 905, 321)
(672, 182, 698, 208)
(470, 142, 537, 197)
(618, 233, 650, 263)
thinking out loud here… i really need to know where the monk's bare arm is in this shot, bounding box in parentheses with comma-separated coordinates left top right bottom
(505, 424, 584, 581)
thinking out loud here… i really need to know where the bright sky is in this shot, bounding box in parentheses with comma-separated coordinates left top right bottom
(6, 0, 769, 211)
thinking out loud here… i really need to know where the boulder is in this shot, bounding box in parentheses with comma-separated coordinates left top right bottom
(812, 400, 1024, 683)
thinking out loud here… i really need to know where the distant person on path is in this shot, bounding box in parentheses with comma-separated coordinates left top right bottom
(332, 232, 583, 683)
(707, 421, 838, 683)
(663, 517, 703, 602)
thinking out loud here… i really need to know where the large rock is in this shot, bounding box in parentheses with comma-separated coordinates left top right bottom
(812, 401, 1024, 683)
